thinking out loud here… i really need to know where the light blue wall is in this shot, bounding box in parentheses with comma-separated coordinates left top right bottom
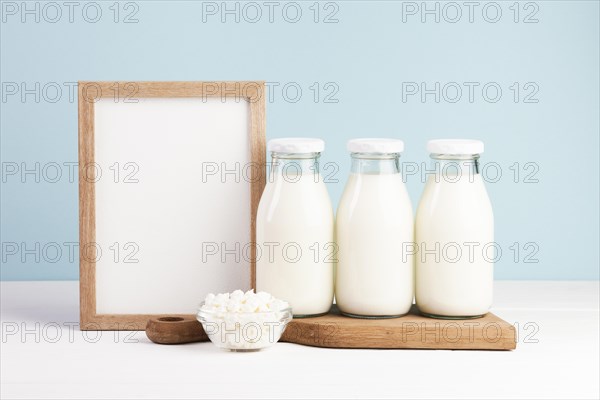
(1, 1, 598, 280)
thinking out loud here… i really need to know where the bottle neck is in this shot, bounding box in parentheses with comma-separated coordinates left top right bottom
(429, 154, 481, 178)
(351, 153, 400, 174)
(269, 152, 320, 180)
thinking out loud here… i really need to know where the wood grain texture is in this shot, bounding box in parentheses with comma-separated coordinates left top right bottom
(139, 307, 515, 350)
(249, 85, 266, 289)
(281, 306, 516, 350)
(146, 317, 207, 344)
(78, 81, 266, 331)
(77, 81, 265, 101)
(78, 86, 96, 329)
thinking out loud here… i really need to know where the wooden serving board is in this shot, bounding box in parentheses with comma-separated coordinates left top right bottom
(280, 305, 516, 350)
(145, 306, 516, 350)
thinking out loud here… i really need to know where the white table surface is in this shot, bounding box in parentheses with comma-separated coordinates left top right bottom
(1, 280, 599, 399)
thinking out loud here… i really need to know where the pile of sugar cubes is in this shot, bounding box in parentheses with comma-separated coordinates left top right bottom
(198, 290, 291, 351)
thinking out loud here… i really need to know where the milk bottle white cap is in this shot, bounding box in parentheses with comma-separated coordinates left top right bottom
(427, 139, 484, 155)
(347, 138, 404, 153)
(268, 138, 325, 153)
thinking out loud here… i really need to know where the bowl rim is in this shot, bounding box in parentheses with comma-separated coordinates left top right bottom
(197, 301, 293, 316)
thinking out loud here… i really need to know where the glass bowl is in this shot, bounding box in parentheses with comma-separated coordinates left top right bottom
(196, 302, 293, 352)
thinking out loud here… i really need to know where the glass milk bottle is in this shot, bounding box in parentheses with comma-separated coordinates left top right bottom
(256, 138, 334, 317)
(415, 139, 494, 319)
(336, 139, 414, 318)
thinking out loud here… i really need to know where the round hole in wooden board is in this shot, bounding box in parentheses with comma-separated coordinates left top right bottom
(158, 317, 185, 322)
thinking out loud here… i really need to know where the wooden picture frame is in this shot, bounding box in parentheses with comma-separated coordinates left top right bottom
(78, 81, 265, 330)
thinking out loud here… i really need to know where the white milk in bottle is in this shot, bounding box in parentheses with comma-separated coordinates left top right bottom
(336, 139, 414, 318)
(415, 139, 494, 318)
(256, 138, 334, 317)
